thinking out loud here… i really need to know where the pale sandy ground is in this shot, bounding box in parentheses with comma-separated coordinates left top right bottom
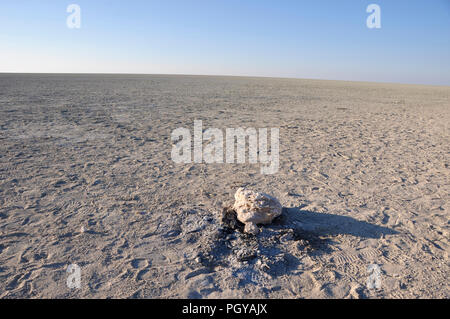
(0, 74, 448, 299)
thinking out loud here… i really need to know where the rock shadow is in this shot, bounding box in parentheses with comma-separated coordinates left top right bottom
(278, 207, 398, 239)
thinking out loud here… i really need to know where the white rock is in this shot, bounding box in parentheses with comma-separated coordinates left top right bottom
(232, 188, 282, 234)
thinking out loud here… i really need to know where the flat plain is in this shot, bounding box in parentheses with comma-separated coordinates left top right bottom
(0, 74, 448, 298)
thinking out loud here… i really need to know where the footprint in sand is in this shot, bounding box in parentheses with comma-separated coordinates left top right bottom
(131, 258, 148, 269)
(130, 259, 153, 282)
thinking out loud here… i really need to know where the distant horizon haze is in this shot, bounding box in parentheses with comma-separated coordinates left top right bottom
(1, 72, 449, 88)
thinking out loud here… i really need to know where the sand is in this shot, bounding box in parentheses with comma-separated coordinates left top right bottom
(0, 74, 448, 298)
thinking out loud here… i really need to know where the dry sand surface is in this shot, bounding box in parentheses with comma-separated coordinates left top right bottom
(0, 74, 448, 298)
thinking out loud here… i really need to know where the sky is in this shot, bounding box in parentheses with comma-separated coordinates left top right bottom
(0, 0, 449, 85)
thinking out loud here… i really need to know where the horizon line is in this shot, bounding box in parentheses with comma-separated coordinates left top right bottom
(1, 72, 449, 88)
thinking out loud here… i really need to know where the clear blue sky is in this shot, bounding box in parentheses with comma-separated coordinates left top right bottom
(1, 0, 449, 85)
